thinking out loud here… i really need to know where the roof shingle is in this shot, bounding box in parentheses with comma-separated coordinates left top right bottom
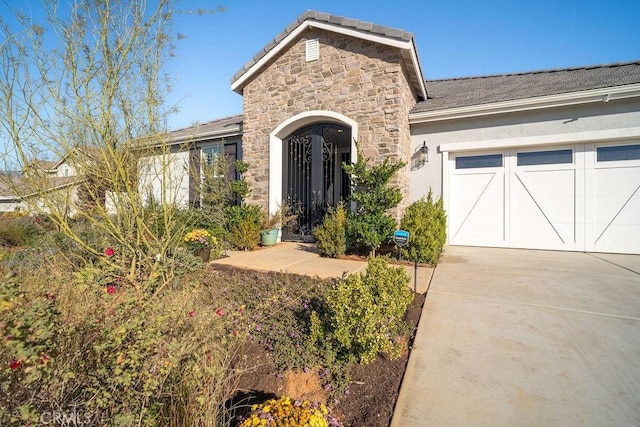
(167, 114, 243, 143)
(413, 61, 640, 113)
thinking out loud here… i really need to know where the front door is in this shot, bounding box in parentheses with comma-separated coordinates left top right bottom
(282, 123, 351, 241)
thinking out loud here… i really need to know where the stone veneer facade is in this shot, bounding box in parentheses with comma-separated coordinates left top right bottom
(241, 28, 418, 218)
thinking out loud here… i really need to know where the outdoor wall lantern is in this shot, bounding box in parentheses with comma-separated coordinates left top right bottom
(411, 141, 429, 170)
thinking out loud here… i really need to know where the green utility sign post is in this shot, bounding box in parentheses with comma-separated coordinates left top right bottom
(393, 230, 409, 260)
(393, 230, 409, 247)
(393, 230, 418, 292)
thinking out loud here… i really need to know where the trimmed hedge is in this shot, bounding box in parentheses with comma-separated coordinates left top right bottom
(400, 190, 447, 265)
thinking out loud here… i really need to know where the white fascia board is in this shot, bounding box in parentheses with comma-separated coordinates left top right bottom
(231, 20, 424, 97)
(410, 83, 640, 124)
(439, 127, 640, 153)
(407, 39, 427, 100)
(168, 127, 242, 145)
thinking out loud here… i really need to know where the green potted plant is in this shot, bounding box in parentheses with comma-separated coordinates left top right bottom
(260, 203, 296, 247)
(184, 229, 215, 262)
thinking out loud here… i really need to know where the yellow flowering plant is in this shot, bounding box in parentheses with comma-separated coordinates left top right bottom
(184, 229, 214, 250)
(240, 396, 341, 427)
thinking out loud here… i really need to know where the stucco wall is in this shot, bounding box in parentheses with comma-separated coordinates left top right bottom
(241, 28, 417, 217)
(410, 97, 640, 202)
(0, 199, 27, 213)
(138, 149, 191, 208)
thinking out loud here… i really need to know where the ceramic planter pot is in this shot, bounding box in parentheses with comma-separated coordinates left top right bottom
(260, 228, 279, 246)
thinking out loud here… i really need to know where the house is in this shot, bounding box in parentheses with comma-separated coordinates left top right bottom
(151, 10, 638, 254)
(9, 10, 637, 254)
(0, 156, 81, 215)
(137, 115, 242, 208)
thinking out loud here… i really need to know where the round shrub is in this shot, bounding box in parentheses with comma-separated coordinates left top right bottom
(327, 256, 413, 364)
(313, 202, 347, 258)
(225, 204, 262, 250)
(400, 190, 447, 265)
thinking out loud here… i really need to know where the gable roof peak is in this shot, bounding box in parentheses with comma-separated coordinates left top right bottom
(230, 10, 425, 100)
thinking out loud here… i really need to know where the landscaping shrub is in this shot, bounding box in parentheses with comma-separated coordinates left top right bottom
(0, 216, 43, 247)
(327, 256, 413, 364)
(225, 205, 263, 250)
(343, 146, 405, 255)
(0, 260, 248, 426)
(400, 190, 447, 265)
(207, 268, 350, 398)
(194, 159, 252, 245)
(313, 202, 347, 258)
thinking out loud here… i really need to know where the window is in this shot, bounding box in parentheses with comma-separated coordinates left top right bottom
(517, 149, 573, 166)
(455, 154, 503, 169)
(597, 144, 640, 162)
(202, 145, 223, 166)
(202, 144, 224, 177)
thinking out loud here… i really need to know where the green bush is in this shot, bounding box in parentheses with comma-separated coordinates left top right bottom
(343, 145, 405, 255)
(0, 216, 42, 247)
(0, 265, 247, 426)
(400, 190, 447, 265)
(313, 202, 347, 258)
(225, 204, 262, 250)
(327, 256, 413, 364)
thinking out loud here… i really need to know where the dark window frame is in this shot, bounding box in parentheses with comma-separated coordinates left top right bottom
(455, 153, 503, 170)
(516, 149, 573, 166)
(596, 144, 640, 162)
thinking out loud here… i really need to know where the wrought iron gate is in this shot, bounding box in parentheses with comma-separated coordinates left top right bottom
(282, 124, 351, 242)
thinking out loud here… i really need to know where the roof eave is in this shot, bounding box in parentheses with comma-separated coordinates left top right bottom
(230, 19, 427, 100)
(167, 127, 243, 146)
(409, 83, 640, 124)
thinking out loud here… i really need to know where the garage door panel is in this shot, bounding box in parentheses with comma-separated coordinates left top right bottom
(591, 167, 640, 254)
(586, 142, 640, 254)
(449, 172, 506, 247)
(448, 143, 640, 254)
(592, 200, 640, 253)
(511, 169, 576, 250)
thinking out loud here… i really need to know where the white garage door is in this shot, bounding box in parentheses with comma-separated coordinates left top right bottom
(448, 143, 640, 254)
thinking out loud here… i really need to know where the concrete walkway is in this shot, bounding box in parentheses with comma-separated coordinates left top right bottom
(212, 242, 434, 293)
(391, 246, 640, 427)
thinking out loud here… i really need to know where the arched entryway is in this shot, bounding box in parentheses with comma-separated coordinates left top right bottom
(281, 123, 352, 241)
(268, 111, 358, 243)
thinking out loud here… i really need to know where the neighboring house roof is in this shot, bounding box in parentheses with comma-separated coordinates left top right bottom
(0, 175, 79, 198)
(166, 114, 243, 145)
(22, 159, 58, 174)
(230, 10, 427, 100)
(412, 61, 640, 117)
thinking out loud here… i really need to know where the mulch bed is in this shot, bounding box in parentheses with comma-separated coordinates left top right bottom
(229, 289, 426, 427)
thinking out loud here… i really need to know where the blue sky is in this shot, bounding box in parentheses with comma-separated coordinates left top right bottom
(166, 0, 640, 129)
(2, 0, 639, 131)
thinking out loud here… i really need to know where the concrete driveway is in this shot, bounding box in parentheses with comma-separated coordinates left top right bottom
(392, 246, 640, 426)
